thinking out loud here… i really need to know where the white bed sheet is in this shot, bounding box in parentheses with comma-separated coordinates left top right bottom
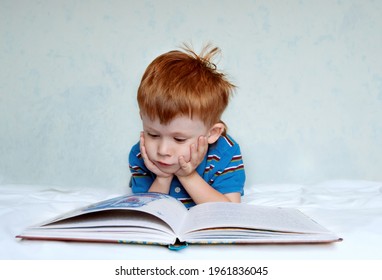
(1, 180, 382, 260)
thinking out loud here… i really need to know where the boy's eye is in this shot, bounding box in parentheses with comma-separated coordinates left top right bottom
(174, 137, 187, 143)
(147, 132, 159, 138)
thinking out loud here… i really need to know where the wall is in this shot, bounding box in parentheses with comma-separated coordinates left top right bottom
(1, 0, 381, 188)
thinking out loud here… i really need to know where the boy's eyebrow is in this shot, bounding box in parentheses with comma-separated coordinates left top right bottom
(142, 123, 159, 131)
(143, 127, 160, 135)
(171, 131, 190, 137)
(144, 125, 191, 137)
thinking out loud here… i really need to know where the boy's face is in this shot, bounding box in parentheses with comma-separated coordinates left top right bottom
(141, 114, 210, 174)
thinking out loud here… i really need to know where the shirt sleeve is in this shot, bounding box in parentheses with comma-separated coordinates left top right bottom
(128, 142, 155, 193)
(208, 139, 246, 195)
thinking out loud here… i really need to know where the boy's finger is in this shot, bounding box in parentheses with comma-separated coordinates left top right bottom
(178, 156, 192, 174)
(190, 144, 200, 165)
(178, 156, 187, 167)
(197, 136, 207, 156)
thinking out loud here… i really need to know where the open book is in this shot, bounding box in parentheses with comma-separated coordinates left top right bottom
(17, 193, 341, 250)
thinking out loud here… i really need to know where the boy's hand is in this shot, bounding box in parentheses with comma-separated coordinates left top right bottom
(139, 132, 173, 179)
(175, 136, 208, 178)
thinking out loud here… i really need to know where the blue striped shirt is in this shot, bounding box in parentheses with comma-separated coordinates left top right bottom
(128, 134, 245, 206)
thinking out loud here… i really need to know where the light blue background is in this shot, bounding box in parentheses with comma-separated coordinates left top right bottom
(1, 0, 381, 189)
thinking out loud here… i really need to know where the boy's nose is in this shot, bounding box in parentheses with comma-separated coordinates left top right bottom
(157, 140, 171, 156)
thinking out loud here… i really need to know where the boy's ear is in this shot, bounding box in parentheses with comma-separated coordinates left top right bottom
(207, 123, 225, 144)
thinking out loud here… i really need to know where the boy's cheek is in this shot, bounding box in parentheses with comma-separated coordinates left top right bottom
(179, 147, 192, 162)
(180, 155, 191, 162)
(143, 141, 155, 158)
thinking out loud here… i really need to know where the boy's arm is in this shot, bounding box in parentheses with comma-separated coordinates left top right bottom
(175, 136, 241, 204)
(148, 176, 173, 194)
(177, 171, 240, 204)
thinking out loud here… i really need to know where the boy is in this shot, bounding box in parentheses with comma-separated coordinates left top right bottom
(129, 44, 245, 206)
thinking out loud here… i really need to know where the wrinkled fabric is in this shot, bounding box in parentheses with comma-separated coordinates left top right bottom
(1, 180, 382, 260)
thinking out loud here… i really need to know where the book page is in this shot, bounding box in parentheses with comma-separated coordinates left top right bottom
(41, 210, 174, 234)
(22, 210, 177, 244)
(181, 202, 331, 236)
(40, 193, 188, 234)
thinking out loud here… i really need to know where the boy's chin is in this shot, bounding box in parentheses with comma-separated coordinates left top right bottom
(155, 164, 179, 174)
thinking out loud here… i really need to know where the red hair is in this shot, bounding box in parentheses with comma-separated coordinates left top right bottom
(137, 44, 235, 128)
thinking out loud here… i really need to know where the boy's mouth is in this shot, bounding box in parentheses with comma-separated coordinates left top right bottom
(155, 161, 173, 168)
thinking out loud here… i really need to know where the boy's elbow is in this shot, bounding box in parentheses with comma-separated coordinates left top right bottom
(224, 192, 241, 203)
